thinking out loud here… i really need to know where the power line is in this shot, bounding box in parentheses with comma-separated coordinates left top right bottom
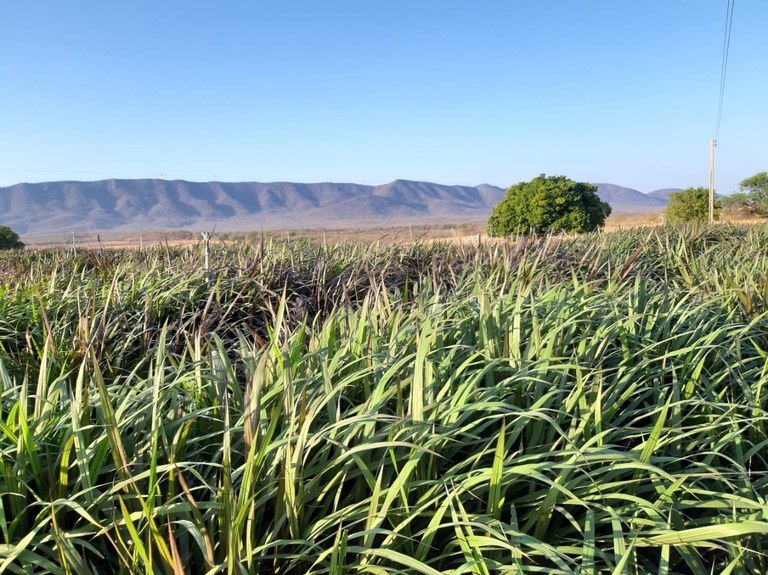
(716, 0, 735, 138)
(717, 143, 764, 174)
(709, 0, 735, 222)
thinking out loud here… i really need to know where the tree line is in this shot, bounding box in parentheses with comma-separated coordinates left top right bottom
(488, 171, 768, 235)
(666, 172, 768, 223)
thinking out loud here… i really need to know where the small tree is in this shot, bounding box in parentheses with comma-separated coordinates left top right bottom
(0, 225, 24, 249)
(666, 187, 720, 224)
(740, 172, 768, 204)
(488, 174, 611, 236)
(727, 172, 768, 216)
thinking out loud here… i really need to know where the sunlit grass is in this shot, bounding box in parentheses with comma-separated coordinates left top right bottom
(1, 225, 768, 573)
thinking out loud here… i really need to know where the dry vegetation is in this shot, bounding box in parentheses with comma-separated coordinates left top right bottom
(23, 210, 751, 250)
(20, 222, 492, 250)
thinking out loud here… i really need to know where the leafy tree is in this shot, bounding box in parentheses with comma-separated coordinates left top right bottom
(488, 174, 611, 236)
(740, 172, 768, 204)
(666, 187, 720, 224)
(0, 225, 24, 249)
(725, 172, 768, 216)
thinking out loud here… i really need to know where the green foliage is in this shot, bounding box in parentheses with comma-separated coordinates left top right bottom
(488, 174, 611, 236)
(2, 228, 768, 573)
(740, 171, 768, 203)
(725, 171, 768, 216)
(0, 225, 24, 249)
(666, 186, 720, 223)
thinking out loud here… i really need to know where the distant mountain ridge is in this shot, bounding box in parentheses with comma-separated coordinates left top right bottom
(646, 188, 683, 200)
(596, 183, 671, 213)
(0, 179, 671, 235)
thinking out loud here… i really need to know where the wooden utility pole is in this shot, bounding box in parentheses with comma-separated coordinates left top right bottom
(709, 139, 716, 223)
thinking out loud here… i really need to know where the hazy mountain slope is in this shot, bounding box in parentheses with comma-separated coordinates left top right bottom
(647, 188, 682, 200)
(0, 179, 667, 235)
(595, 183, 668, 213)
(476, 184, 506, 206)
(478, 183, 667, 214)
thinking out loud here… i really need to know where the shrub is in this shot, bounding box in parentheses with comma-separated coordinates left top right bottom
(666, 187, 720, 223)
(0, 225, 24, 249)
(488, 174, 611, 236)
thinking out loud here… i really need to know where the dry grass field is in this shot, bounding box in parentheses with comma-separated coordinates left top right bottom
(18, 209, 766, 250)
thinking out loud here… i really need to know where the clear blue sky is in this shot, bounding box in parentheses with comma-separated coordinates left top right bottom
(1, 1, 765, 194)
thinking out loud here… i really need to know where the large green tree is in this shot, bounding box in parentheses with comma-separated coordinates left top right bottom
(720, 172, 768, 217)
(488, 174, 611, 236)
(665, 187, 720, 224)
(740, 172, 768, 204)
(0, 225, 24, 249)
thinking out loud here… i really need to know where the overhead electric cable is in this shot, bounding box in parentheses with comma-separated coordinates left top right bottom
(716, 0, 735, 138)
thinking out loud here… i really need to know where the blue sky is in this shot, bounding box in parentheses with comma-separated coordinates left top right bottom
(1, 1, 765, 194)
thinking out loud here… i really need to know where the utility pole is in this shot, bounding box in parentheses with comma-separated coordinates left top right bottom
(709, 138, 716, 223)
(202, 231, 212, 282)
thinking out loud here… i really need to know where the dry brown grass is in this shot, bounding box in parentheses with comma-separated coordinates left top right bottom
(20, 210, 768, 250)
(22, 221, 492, 249)
(23, 229, 198, 250)
(240, 221, 491, 244)
(603, 211, 666, 231)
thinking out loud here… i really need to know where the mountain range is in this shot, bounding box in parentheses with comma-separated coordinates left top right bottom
(0, 179, 675, 235)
